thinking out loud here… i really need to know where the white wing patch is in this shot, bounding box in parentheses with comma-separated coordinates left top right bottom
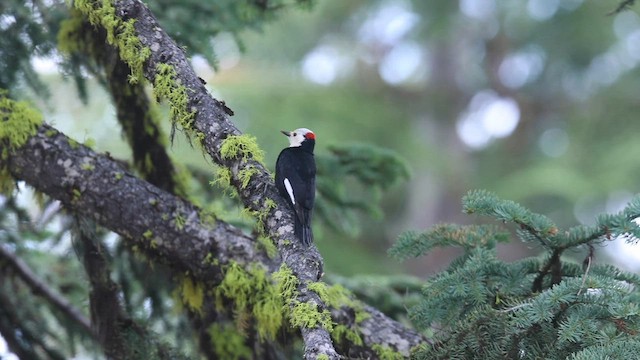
(283, 178, 295, 205)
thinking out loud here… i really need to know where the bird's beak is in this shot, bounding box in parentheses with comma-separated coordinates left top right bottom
(280, 130, 291, 136)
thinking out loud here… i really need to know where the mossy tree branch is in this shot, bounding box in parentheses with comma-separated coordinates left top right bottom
(73, 0, 337, 357)
(2, 121, 427, 358)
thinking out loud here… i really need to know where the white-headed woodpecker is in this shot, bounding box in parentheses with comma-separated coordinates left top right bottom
(275, 128, 316, 246)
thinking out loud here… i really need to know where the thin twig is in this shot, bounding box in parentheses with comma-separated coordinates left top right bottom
(0, 244, 95, 337)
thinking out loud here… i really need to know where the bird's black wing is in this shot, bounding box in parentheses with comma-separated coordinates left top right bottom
(275, 148, 316, 245)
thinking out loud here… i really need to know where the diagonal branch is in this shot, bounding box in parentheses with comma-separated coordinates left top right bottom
(3, 121, 427, 358)
(3, 124, 274, 277)
(78, 0, 336, 356)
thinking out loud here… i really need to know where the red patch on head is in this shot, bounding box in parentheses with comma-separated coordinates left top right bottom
(304, 132, 316, 140)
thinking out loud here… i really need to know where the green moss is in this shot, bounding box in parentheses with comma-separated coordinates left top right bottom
(45, 129, 58, 137)
(153, 63, 196, 133)
(207, 323, 252, 360)
(68, 138, 79, 149)
(220, 134, 265, 164)
(114, 172, 124, 181)
(215, 262, 284, 341)
(84, 137, 96, 149)
(238, 166, 260, 189)
(241, 197, 278, 235)
(80, 162, 94, 171)
(57, 9, 85, 54)
(74, 0, 151, 83)
(290, 301, 333, 331)
(215, 262, 254, 313)
(257, 235, 277, 259)
(0, 95, 43, 194)
(317, 355, 330, 360)
(72, 188, 82, 202)
(372, 344, 404, 360)
(174, 212, 186, 230)
(143, 230, 153, 239)
(210, 166, 238, 198)
(332, 324, 363, 346)
(273, 264, 298, 302)
(179, 277, 204, 315)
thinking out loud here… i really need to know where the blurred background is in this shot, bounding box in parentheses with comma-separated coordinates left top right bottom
(17, 0, 640, 276)
(5, 0, 640, 357)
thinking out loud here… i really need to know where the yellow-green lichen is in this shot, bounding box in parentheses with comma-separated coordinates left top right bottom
(257, 235, 277, 259)
(178, 277, 204, 314)
(72, 188, 82, 202)
(241, 197, 277, 235)
(80, 162, 95, 171)
(174, 212, 186, 230)
(273, 264, 298, 302)
(114, 172, 124, 181)
(210, 166, 238, 198)
(202, 253, 219, 266)
(84, 137, 96, 149)
(332, 324, 363, 346)
(317, 355, 330, 360)
(207, 323, 252, 360)
(309, 281, 370, 343)
(68, 138, 79, 149)
(372, 344, 404, 360)
(238, 166, 260, 190)
(143, 230, 153, 239)
(290, 301, 333, 331)
(0, 95, 43, 194)
(74, 0, 151, 83)
(214, 262, 284, 341)
(57, 8, 85, 54)
(153, 63, 196, 133)
(220, 134, 265, 164)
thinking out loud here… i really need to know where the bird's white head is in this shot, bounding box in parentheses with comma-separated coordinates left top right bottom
(281, 128, 316, 147)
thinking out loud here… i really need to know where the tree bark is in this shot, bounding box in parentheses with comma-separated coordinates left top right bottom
(3, 123, 427, 358)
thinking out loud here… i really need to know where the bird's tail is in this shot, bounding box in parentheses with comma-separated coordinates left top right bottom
(295, 212, 313, 246)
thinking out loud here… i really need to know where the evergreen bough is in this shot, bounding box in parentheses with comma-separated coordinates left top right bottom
(390, 189, 640, 359)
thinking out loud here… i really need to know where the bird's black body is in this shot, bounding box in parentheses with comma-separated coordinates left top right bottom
(275, 131, 316, 246)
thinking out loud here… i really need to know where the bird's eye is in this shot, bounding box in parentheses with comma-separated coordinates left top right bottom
(293, 132, 297, 136)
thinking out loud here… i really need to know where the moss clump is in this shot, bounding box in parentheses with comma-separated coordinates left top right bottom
(257, 235, 277, 259)
(174, 212, 186, 230)
(241, 197, 278, 235)
(210, 166, 238, 198)
(73, 0, 150, 83)
(208, 323, 252, 360)
(238, 166, 260, 190)
(308, 281, 372, 344)
(152, 63, 196, 133)
(220, 134, 265, 164)
(290, 301, 333, 331)
(143, 230, 153, 239)
(178, 277, 204, 315)
(214, 262, 284, 341)
(0, 95, 43, 194)
(0, 96, 43, 152)
(372, 344, 404, 360)
(317, 355, 330, 360)
(273, 263, 298, 301)
(332, 324, 363, 346)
